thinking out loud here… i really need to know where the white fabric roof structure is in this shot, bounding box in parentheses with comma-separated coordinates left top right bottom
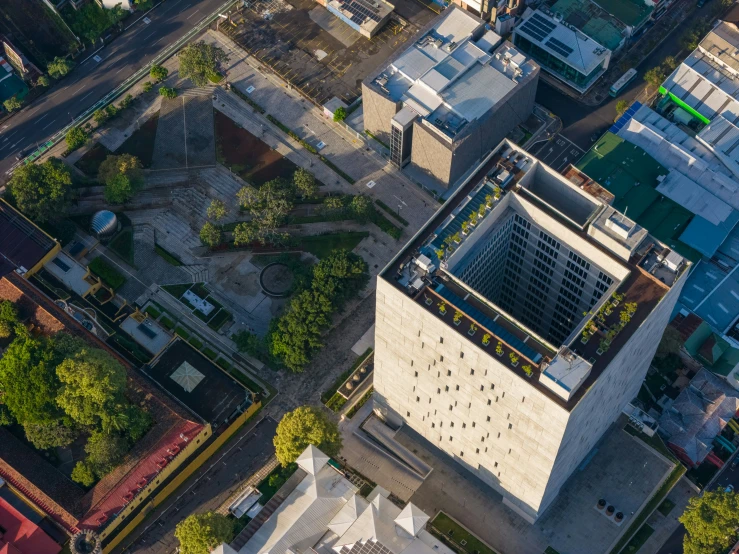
(697, 115, 739, 182)
(234, 446, 452, 554)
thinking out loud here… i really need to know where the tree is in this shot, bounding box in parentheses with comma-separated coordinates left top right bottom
(662, 56, 678, 72)
(681, 491, 739, 554)
(0, 330, 64, 426)
(0, 300, 18, 339)
(37, 75, 51, 87)
(56, 347, 128, 428)
(232, 222, 259, 246)
(200, 222, 222, 248)
(178, 41, 229, 87)
(98, 154, 144, 204)
(273, 406, 342, 466)
(175, 512, 234, 554)
(4, 96, 21, 112)
(333, 107, 347, 122)
(119, 94, 133, 110)
(349, 195, 373, 223)
(48, 57, 73, 79)
(236, 180, 294, 244)
(23, 421, 78, 450)
(207, 199, 227, 221)
(656, 326, 682, 359)
(143, 81, 154, 93)
(150, 64, 169, 82)
(644, 67, 665, 90)
(615, 100, 630, 118)
(93, 108, 110, 125)
(7, 159, 72, 222)
(84, 430, 129, 477)
(66, 127, 89, 150)
(293, 168, 317, 198)
(323, 196, 344, 213)
(159, 86, 177, 99)
(71, 461, 96, 487)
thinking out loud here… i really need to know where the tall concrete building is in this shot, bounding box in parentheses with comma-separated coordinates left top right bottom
(372, 139, 690, 522)
(362, 6, 539, 188)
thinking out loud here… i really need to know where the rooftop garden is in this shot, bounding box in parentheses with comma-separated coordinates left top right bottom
(579, 292, 638, 355)
(434, 191, 498, 263)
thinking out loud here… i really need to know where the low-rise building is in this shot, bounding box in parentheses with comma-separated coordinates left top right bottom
(0, 200, 60, 278)
(363, 6, 539, 188)
(314, 0, 394, 38)
(220, 445, 451, 554)
(512, 4, 622, 93)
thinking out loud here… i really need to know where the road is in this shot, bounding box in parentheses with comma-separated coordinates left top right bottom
(0, 0, 231, 177)
(535, 2, 701, 152)
(115, 416, 279, 554)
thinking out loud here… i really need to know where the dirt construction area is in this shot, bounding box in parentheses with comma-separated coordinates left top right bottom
(222, 0, 437, 105)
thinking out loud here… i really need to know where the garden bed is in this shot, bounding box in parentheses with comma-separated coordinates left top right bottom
(298, 232, 369, 259)
(429, 512, 499, 554)
(88, 257, 126, 290)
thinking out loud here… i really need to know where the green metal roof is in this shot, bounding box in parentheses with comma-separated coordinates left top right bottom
(576, 132, 702, 262)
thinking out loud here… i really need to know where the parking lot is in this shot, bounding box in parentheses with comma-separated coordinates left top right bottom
(223, 0, 436, 105)
(527, 133, 586, 174)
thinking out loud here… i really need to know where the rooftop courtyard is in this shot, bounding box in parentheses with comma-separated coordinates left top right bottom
(382, 139, 689, 409)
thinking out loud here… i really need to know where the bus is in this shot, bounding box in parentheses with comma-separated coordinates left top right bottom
(610, 68, 637, 97)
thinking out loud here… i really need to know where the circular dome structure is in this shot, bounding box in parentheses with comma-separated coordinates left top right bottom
(71, 530, 102, 554)
(90, 210, 119, 241)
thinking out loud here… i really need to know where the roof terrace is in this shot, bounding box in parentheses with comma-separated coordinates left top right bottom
(382, 140, 688, 410)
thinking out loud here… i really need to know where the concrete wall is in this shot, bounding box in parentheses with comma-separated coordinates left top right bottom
(362, 83, 402, 146)
(409, 66, 539, 188)
(535, 268, 690, 517)
(373, 277, 570, 523)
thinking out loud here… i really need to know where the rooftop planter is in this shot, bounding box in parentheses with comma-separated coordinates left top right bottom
(522, 364, 533, 378)
(453, 311, 463, 326)
(482, 333, 491, 347)
(438, 301, 447, 315)
(468, 323, 477, 337)
(509, 352, 519, 367)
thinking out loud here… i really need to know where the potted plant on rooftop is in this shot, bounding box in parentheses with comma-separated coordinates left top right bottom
(509, 352, 519, 367)
(522, 364, 533, 377)
(469, 212, 478, 227)
(485, 194, 494, 209)
(468, 323, 477, 337)
(482, 333, 491, 347)
(493, 186, 502, 200)
(461, 221, 470, 235)
(452, 232, 462, 245)
(581, 329, 591, 344)
(454, 311, 463, 326)
(438, 301, 447, 315)
(495, 341, 504, 357)
(424, 294, 433, 306)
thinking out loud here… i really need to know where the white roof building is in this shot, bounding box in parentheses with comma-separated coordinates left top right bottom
(229, 446, 453, 554)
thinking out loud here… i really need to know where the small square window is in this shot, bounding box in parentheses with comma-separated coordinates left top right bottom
(406, 411, 410, 417)
(437, 388, 441, 394)
(508, 423, 513, 429)
(494, 462, 498, 468)
(460, 451, 464, 457)
(460, 352, 464, 359)
(480, 385, 484, 391)
(414, 371, 418, 377)
(440, 337, 444, 343)
(447, 370, 452, 376)
(416, 396, 420, 402)
(455, 385, 460, 391)
(490, 383, 495, 390)
(509, 448, 512, 454)
(497, 432, 501, 438)
(472, 422, 476, 428)
(462, 423, 466, 429)
(449, 405, 453, 411)
(487, 399, 491, 406)
(449, 436, 453, 441)
(476, 448, 479, 454)
(450, 422, 454, 428)
(432, 423, 436, 428)
(470, 369, 475, 375)
(445, 385, 449, 392)
(486, 416, 491, 422)
(440, 355, 444, 362)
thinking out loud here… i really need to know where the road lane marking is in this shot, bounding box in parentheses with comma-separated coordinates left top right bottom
(41, 120, 56, 131)
(186, 9, 200, 19)
(143, 31, 157, 40)
(36, 113, 48, 123)
(79, 91, 95, 101)
(115, 66, 125, 74)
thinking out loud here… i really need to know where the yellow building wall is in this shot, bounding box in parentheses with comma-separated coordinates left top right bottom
(103, 401, 262, 553)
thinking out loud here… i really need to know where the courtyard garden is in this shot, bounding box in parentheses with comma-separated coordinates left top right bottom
(429, 512, 500, 554)
(161, 282, 233, 331)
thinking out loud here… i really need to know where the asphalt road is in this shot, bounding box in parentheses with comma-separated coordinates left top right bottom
(116, 416, 278, 554)
(535, 1, 700, 152)
(0, 0, 230, 178)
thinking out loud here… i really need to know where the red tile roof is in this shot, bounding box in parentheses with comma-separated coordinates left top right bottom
(0, 273, 204, 534)
(0, 496, 61, 554)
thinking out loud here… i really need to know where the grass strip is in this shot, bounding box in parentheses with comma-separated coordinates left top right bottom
(370, 210, 402, 239)
(231, 86, 266, 114)
(609, 465, 685, 554)
(88, 257, 126, 290)
(375, 200, 409, 226)
(144, 306, 161, 319)
(202, 347, 218, 360)
(155, 244, 183, 266)
(620, 524, 654, 554)
(346, 388, 373, 419)
(325, 393, 347, 413)
(319, 155, 356, 184)
(429, 512, 499, 554)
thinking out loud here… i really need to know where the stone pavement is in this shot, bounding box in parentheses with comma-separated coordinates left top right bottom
(205, 30, 438, 233)
(637, 477, 696, 554)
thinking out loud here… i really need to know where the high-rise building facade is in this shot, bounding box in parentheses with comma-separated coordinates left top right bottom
(372, 140, 690, 522)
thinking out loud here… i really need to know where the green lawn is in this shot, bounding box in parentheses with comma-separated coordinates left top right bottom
(257, 464, 297, 504)
(144, 305, 161, 319)
(430, 512, 499, 554)
(620, 524, 654, 554)
(208, 308, 233, 331)
(202, 347, 218, 360)
(175, 327, 190, 339)
(298, 232, 369, 259)
(188, 336, 204, 349)
(109, 230, 135, 265)
(657, 498, 675, 516)
(162, 283, 192, 298)
(159, 316, 175, 330)
(155, 244, 183, 266)
(88, 257, 126, 290)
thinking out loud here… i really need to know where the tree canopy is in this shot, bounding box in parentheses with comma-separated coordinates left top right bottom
(175, 511, 234, 554)
(0, 325, 150, 485)
(48, 57, 73, 79)
(150, 64, 169, 83)
(200, 222, 222, 248)
(274, 406, 342, 466)
(4, 96, 21, 112)
(681, 491, 739, 554)
(7, 159, 72, 222)
(98, 154, 144, 204)
(206, 199, 227, 221)
(236, 179, 293, 245)
(178, 42, 228, 87)
(293, 169, 317, 198)
(0, 301, 18, 339)
(66, 127, 89, 151)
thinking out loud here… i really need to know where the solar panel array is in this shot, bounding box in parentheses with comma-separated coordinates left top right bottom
(519, 13, 556, 43)
(546, 37, 574, 58)
(339, 0, 382, 25)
